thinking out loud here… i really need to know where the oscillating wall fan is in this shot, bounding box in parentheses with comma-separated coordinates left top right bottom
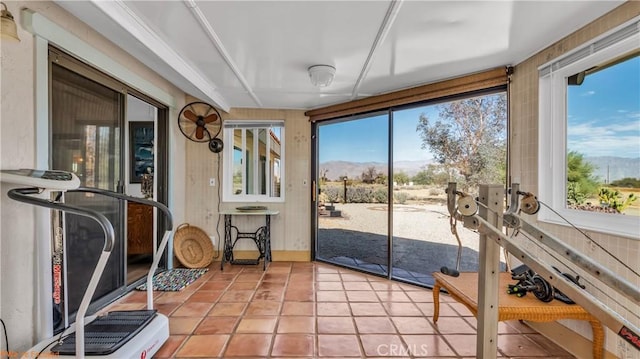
(178, 101, 222, 143)
(178, 101, 224, 153)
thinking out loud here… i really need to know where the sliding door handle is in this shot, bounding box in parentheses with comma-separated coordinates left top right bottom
(312, 180, 316, 202)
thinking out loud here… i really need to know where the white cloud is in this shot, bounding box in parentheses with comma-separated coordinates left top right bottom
(568, 135, 640, 157)
(581, 90, 596, 96)
(567, 117, 640, 157)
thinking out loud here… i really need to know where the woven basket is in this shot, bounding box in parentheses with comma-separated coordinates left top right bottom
(173, 223, 214, 268)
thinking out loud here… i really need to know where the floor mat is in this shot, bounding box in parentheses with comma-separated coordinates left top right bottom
(136, 268, 208, 291)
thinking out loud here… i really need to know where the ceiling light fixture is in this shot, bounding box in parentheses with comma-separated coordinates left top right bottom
(308, 65, 335, 88)
(1, 2, 20, 42)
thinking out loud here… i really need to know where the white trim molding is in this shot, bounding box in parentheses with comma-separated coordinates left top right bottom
(222, 120, 286, 203)
(538, 17, 640, 239)
(21, 8, 177, 109)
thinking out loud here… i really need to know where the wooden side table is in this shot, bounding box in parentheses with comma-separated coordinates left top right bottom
(432, 272, 605, 359)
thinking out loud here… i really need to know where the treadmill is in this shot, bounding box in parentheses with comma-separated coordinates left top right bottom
(1, 169, 171, 359)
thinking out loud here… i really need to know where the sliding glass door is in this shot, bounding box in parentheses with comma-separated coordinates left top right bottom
(315, 113, 389, 275)
(314, 91, 507, 285)
(49, 47, 169, 330)
(51, 60, 125, 325)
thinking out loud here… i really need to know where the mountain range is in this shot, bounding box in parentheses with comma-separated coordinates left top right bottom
(585, 156, 640, 183)
(319, 157, 639, 182)
(319, 160, 431, 181)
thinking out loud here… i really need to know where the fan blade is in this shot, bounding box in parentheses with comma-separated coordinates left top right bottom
(203, 113, 218, 124)
(196, 126, 204, 140)
(188, 126, 199, 140)
(183, 110, 198, 122)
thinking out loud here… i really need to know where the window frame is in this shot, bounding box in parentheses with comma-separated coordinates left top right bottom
(538, 18, 639, 239)
(222, 120, 285, 203)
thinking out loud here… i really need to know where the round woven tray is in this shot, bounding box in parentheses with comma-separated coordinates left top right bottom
(173, 223, 214, 268)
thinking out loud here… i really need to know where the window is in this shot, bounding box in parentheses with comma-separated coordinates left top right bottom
(538, 18, 639, 238)
(223, 120, 284, 202)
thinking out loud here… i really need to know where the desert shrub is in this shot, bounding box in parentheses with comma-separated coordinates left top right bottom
(373, 188, 388, 203)
(323, 183, 414, 203)
(567, 182, 589, 205)
(347, 185, 373, 203)
(598, 187, 638, 213)
(429, 188, 442, 196)
(394, 192, 409, 204)
(320, 185, 342, 203)
(318, 191, 329, 204)
(609, 177, 640, 188)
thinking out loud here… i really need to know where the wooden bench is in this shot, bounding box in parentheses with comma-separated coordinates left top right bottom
(432, 271, 605, 359)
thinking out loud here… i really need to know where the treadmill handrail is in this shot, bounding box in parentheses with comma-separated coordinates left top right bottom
(9, 187, 116, 358)
(8, 187, 115, 251)
(69, 187, 173, 231)
(65, 187, 175, 357)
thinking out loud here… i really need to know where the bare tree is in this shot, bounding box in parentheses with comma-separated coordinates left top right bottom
(320, 168, 330, 183)
(361, 166, 379, 184)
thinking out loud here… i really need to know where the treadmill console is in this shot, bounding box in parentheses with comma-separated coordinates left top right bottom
(0, 169, 80, 191)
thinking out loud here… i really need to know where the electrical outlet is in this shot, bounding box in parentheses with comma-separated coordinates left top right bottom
(209, 178, 216, 186)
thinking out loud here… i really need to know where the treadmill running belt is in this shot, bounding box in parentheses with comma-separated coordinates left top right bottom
(51, 310, 157, 355)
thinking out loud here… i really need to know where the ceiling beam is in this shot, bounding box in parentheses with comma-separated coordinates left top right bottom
(89, 0, 230, 111)
(184, 0, 264, 108)
(351, 0, 404, 100)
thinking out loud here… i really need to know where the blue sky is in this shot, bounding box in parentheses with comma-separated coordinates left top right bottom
(318, 107, 438, 163)
(567, 55, 640, 158)
(319, 114, 389, 163)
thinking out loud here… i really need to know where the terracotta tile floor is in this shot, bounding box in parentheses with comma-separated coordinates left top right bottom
(106, 261, 575, 358)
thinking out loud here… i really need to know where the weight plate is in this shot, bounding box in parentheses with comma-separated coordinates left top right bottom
(531, 275, 554, 302)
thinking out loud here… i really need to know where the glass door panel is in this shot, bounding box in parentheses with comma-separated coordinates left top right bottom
(51, 63, 124, 323)
(391, 92, 507, 286)
(125, 95, 158, 285)
(315, 113, 389, 275)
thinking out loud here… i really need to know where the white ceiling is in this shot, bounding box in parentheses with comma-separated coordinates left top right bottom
(55, 0, 623, 112)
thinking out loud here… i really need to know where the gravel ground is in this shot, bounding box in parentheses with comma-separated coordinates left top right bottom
(319, 203, 482, 249)
(317, 203, 505, 280)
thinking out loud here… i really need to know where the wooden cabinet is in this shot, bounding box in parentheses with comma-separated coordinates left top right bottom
(127, 202, 153, 255)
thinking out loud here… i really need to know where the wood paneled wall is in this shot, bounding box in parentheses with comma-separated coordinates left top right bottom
(510, 2, 640, 357)
(184, 107, 311, 259)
